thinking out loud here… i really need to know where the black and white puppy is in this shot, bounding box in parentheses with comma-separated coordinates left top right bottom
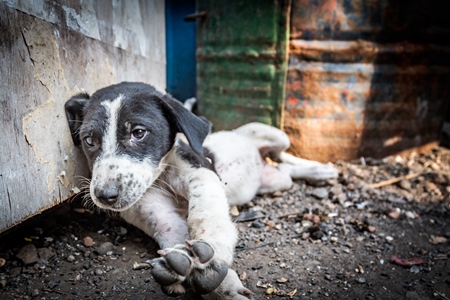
(65, 82, 338, 299)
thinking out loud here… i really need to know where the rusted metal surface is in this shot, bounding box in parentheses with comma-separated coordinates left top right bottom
(290, 40, 450, 64)
(196, 0, 291, 130)
(0, 0, 165, 233)
(290, 0, 450, 43)
(285, 59, 450, 161)
(285, 0, 450, 162)
(290, 0, 386, 41)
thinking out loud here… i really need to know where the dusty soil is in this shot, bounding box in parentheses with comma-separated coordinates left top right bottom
(0, 147, 449, 300)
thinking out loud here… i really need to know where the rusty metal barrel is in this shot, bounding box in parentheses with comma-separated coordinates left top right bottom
(285, 0, 450, 162)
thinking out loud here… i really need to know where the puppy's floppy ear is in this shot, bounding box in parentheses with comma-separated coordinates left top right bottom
(65, 93, 90, 146)
(160, 94, 210, 155)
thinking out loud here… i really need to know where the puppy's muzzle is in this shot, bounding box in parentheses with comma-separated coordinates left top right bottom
(94, 183, 120, 206)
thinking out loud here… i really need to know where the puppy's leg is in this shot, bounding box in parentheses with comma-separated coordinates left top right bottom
(120, 192, 189, 249)
(257, 163, 293, 194)
(232, 122, 290, 158)
(202, 269, 253, 300)
(277, 152, 339, 180)
(120, 193, 192, 296)
(234, 123, 338, 181)
(149, 168, 251, 298)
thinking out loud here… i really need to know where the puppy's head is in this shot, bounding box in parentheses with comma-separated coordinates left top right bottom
(65, 82, 210, 211)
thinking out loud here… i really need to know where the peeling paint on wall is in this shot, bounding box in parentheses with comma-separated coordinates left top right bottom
(21, 20, 78, 194)
(6, 0, 100, 40)
(5, 0, 58, 24)
(62, 0, 100, 40)
(113, 0, 147, 56)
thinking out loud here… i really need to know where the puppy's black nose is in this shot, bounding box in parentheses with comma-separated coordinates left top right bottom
(95, 184, 119, 206)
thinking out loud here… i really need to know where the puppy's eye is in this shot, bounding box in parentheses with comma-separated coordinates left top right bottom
(131, 128, 147, 141)
(84, 136, 94, 147)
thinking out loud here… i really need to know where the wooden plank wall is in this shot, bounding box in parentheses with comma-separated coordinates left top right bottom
(0, 0, 166, 233)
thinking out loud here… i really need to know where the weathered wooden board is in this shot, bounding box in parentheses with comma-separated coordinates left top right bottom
(0, 0, 166, 233)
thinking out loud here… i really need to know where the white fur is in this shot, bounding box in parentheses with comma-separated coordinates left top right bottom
(100, 96, 123, 157)
(203, 122, 339, 205)
(90, 96, 163, 211)
(86, 96, 338, 299)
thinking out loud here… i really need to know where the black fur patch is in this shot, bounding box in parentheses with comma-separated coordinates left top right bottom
(176, 140, 216, 172)
(65, 82, 210, 170)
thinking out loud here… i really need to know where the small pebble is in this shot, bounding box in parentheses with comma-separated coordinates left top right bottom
(311, 188, 328, 199)
(118, 227, 128, 236)
(239, 272, 247, 281)
(311, 230, 324, 240)
(16, 244, 38, 265)
(229, 206, 240, 217)
(132, 262, 150, 270)
(67, 255, 76, 262)
(265, 220, 276, 228)
(83, 236, 94, 247)
(47, 279, 60, 289)
(301, 220, 313, 228)
(37, 247, 55, 261)
(398, 179, 411, 190)
(406, 291, 421, 300)
(277, 277, 287, 283)
(96, 242, 114, 256)
(388, 209, 401, 220)
(356, 277, 366, 284)
(367, 226, 377, 233)
(9, 267, 21, 277)
(95, 268, 103, 275)
(251, 220, 265, 228)
(301, 232, 310, 240)
(405, 211, 416, 219)
(312, 215, 321, 224)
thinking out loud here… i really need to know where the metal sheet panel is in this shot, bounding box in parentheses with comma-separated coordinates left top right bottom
(285, 0, 450, 162)
(196, 0, 291, 130)
(285, 58, 450, 161)
(290, 0, 450, 44)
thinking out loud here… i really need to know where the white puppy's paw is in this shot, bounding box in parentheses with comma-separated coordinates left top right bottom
(278, 163, 339, 180)
(203, 269, 253, 300)
(150, 240, 228, 296)
(307, 164, 339, 180)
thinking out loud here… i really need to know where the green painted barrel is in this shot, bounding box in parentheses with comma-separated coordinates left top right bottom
(196, 0, 291, 130)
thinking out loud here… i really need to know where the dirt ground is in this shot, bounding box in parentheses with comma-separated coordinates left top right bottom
(0, 147, 449, 300)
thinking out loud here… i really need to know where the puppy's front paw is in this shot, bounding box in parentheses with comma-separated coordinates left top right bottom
(203, 269, 253, 300)
(150, 240, 229, 295)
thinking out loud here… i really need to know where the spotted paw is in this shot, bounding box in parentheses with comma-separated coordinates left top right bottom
(149, 240, 229, 295)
